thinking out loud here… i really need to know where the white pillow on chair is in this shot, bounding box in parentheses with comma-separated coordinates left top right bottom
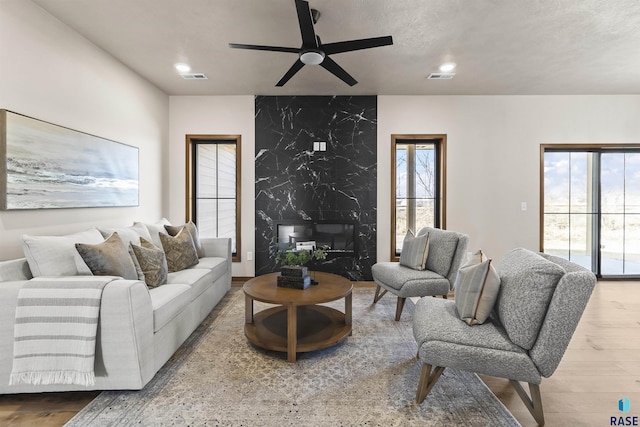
(399, 230, 430, 271)
(454, 249, 501, 325)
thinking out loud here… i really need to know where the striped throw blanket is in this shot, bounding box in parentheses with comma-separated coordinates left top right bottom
(10, 277, 113, 387)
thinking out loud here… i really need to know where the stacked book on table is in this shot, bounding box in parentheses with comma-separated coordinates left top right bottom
(277, 266, 311, 289)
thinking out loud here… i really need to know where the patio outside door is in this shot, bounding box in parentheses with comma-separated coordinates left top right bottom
(542, 147, 640, 278)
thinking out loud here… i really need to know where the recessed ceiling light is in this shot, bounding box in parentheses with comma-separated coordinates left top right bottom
(174, 63, 191, 73)
(439, 62, 456, 73)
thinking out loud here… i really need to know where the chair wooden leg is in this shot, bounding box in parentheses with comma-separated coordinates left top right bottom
(373, 285, 387, 303)
(510, 380, 545, 426)
(395, 297, 406, 321)
(416, 363, 445, 404)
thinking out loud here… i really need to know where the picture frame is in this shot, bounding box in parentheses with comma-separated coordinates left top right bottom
(0, 109, 139, 210)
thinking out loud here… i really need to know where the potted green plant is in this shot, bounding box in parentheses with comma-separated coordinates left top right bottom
(274, 245, 329, 285)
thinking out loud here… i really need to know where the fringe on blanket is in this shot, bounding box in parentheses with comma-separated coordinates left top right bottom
(10, 371, 96, 387)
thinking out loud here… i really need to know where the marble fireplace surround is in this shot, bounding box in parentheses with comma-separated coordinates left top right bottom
(254, 95, 377, 281)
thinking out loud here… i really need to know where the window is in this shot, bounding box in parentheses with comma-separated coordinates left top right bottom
(541, 144, 640, 278)
(186, 135, 241, 262)
(391, 135, 446, 260)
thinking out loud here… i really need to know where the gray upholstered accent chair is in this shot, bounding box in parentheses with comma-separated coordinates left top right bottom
(412, 248, 597, 426)
(371, 227, 469, 321)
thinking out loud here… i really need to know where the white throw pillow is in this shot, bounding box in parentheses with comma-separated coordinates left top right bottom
(454, 251, 501, 326)
(399, 230, 430, 271)
(22, 228, 104, 277)
(97, 223, 152, 246)
(134, 218, 171, 249)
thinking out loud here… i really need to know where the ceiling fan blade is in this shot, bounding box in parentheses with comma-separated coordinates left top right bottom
(320, 56, 357, 86)
(322, 36, 393, 55)
(295, 0, 318, 48)
(276, 59, 305, 86)
(229, 43, 300, 54)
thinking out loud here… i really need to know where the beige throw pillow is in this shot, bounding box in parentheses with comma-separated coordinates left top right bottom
(165, 221, 204, 258)
(75, 232, 138, 280)
(454, 252, 501, 326)
(159, 228, 199, 272)
(130, 240, 168, 288)
(399, 230, 430, 270)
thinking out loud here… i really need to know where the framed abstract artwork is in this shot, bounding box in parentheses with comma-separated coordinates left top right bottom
(0, 110, 139, 210)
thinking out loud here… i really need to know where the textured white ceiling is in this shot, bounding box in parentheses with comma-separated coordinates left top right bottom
(32, 0, 640, 96)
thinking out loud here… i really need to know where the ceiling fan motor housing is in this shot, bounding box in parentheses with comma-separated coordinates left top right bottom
(300, 49, 325, 65)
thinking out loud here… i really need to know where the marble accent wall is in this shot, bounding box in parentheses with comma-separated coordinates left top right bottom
(255, 96, 377, 280)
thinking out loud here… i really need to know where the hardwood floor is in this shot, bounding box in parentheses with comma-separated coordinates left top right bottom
(0, 280, 637, 426)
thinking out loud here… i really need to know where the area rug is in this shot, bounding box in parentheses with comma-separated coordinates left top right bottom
(66, 287, 521, 426)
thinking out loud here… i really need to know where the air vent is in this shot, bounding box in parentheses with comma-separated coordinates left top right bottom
(427, 73, 455, 80)
(181, 73, 208, 80)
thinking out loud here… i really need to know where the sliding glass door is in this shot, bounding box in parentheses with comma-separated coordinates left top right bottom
(542, 146, 640, 278)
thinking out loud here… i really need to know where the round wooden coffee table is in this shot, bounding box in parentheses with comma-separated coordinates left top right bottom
(243, 271, 352, 362)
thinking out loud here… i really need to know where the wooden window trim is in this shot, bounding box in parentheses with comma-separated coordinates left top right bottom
(186, 134, 242, 263)
(391, 134, 447, 262)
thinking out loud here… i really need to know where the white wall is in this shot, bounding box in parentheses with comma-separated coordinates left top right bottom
(168, 96, 255, 277)
(378, 95, 640, 263)
(0, 1, 169, 260)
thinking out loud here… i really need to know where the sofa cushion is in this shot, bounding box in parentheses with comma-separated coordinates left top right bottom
(165, 221, 204, 258)
(167, 268, 214, 300)
(160, 229, 199, 272)
(130, 241, 168, 288)
(75, 232, 138, 280)
(187, 257, 227, 283)
(454, 257, 500, 325)
(97, 223, 152, 246)
(22, 228, 104, 277)
(420, 227, 461, 278)
(149, 284, 192, 332)
(495, 248, 566, 350)
(399, 230, 429, 270)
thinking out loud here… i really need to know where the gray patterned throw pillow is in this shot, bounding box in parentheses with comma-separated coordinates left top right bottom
(159, 228, 199, 272)
(165, 221, 204, 258)
(130, 239, 168, 288)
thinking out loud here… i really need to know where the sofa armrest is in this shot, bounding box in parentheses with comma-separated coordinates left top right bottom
(98, 279, 155, 388)
(200, 237, 232, 260)
(0, 277, 155, 392)
(0, 258, 33, 281)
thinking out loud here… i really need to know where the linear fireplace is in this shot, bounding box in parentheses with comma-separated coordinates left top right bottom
(275, 221, 357, 257)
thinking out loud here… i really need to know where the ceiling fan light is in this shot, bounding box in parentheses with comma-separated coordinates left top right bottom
(300, 50, 325, 65)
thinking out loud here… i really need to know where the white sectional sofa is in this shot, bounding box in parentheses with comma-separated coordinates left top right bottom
(0, 221, 232, 394)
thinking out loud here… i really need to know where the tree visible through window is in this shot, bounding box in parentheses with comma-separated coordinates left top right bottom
(186, 135, 241, 261)
(392, 135, 446, 259)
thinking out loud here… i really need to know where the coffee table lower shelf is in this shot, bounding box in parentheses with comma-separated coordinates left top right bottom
(245, 305, 352, 357)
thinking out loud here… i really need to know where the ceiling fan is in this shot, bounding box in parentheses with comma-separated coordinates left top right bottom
(229, 0, 393, 87)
